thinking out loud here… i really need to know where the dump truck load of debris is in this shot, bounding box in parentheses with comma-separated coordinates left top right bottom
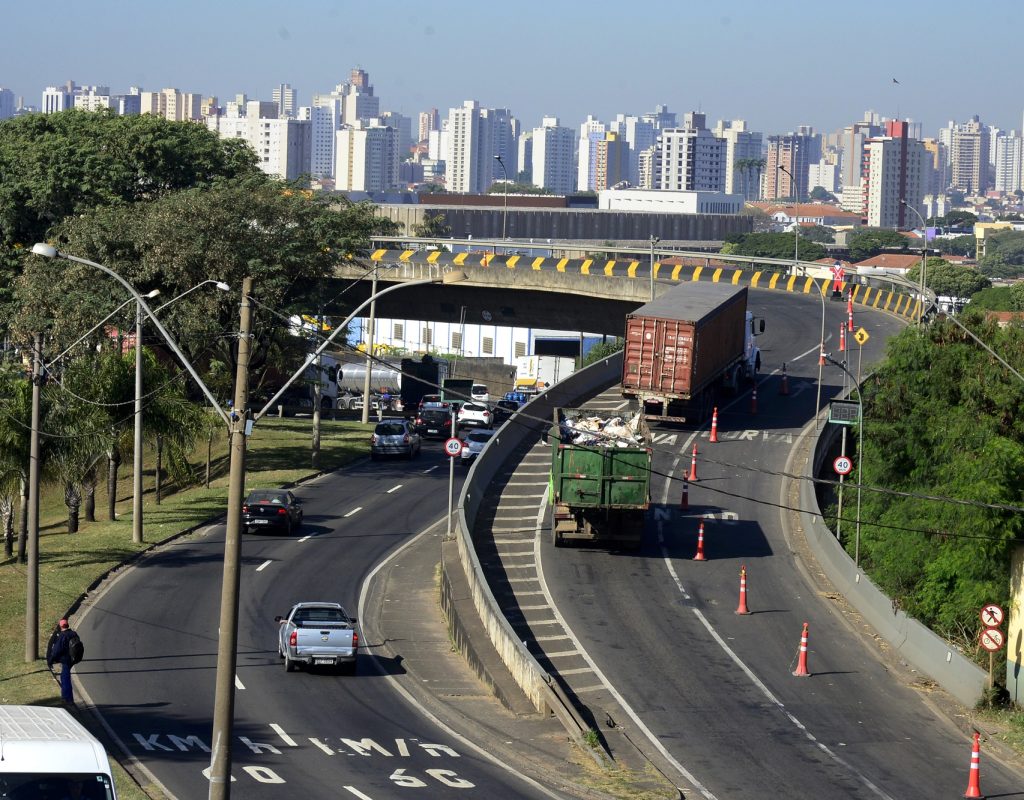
(558, 410, 648, 448)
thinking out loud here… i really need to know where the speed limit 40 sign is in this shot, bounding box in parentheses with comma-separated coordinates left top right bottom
(444, 437, 464, 458)
(833, 456, 853, 476)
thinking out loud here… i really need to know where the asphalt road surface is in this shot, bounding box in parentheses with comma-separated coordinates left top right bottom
(76, 444, 554, 799)
(540, 290, 1024, 799)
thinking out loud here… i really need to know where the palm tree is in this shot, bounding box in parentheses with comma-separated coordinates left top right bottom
(0, 366, 35, 562)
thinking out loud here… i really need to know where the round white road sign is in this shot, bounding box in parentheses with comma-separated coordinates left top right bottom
(980, 604, 1005, 627)
(980, 627, 1005, 652)
(444, 437, 464, 457)
(833, 456, 853, 476)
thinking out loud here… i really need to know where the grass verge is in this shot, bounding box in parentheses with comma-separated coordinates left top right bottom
(0, 416, 372, 799)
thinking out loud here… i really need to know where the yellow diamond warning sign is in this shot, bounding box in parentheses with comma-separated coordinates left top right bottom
(854, 327, 870, 346)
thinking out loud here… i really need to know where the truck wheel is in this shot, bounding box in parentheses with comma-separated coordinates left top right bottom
(284, 653, 297, 672)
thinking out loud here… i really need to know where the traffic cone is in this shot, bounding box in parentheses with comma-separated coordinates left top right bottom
(839, 325, 846, 353)
(792, 622, 811, 677)
(780, 362, 790, 396)
(680, 476, 689, 510)
(688, 444, 698, 482)
(709, 407, 719, 443)
(847, 293, 854, 332)
(818, 347, 826, 367)
(750, 385, 758, 414)
(693, 519, 706, 561)
(964, 731, 983, 799)
(735, 565, 751, 615)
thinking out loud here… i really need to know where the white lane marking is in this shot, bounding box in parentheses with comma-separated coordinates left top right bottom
(297, 534, 313, 543)
(422, 465, 438, 473)
(343, 787, 373, 799)
(656, 462, 895, 800)
(533, 492, 712, 799)
(386, 484, 403, 493)
(270, 723, 297, 747)
(255, 560, 272, 572)
(790, 342, 822, 362)
(234, 676, 245, 690)
(344, 507, 362, 518)
(358, 517, 563, 800)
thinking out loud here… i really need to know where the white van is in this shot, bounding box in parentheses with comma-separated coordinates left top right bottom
(0, 705, 117, 798)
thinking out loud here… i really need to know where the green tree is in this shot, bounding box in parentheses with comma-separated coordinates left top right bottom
(485, 182, 550, 195)
(944, 211, 979, 228)
(936, 235, 977, 257)
(808, 186, 836, 202)
(847, 228, 909, 262)
(583, 338, 624, 366)
(800, 225, 836, 244)
(905, 259, 990, 297)
(0, 109, 263, 320)
(720, 232, 825, 262)
(412, 211, 452, 238)
(1011, 283, 1024, 311)
(967, 286, 1016, 311)
(978, 253, 1024, 280)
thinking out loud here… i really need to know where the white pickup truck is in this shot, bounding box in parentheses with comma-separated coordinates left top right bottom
(275, 602, 359, 674)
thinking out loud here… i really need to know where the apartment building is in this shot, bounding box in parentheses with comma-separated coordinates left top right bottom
(212, 105, 311, 181)
(655, 112, 726, 192)
(577, 115, 607, 191)
(713, 119, 763, 199)
(335, 119, 400, 191)
(447, 100, 493, 194)
(950, 116, 990, 194)
(864, 120, 925, 229)
(531, 117, 575, 194)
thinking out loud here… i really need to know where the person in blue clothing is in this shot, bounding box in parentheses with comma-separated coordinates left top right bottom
(46, 618, 78, 704)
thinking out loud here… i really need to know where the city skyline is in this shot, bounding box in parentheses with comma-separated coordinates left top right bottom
(3, 0, 1023, 138)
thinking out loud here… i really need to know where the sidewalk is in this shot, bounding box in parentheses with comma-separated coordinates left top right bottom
(360, 524, 680, 800)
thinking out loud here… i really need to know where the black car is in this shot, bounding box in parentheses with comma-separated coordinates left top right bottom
(491, 399, 519, 426)
(242, 489, 303, 534)
(413, 402, 454, 438)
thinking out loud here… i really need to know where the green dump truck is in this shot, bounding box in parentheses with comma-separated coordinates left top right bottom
(549, 407, 651, 549)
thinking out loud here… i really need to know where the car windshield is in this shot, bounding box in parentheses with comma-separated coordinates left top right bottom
(472, 385, 487, 393)
(375, 423, 406, 435)
(293, 607, 348, 624)
(247, 490, 288, 504)
(0, 774, 115, 799)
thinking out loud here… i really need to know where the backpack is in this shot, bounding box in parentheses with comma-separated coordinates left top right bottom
(67, 632, 85, 665)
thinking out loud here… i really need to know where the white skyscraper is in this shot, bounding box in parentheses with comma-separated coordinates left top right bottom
(713, 119, 763, 198)
(483, 107, 518, 181)
(73, 86, 115, 113)
(610, 114, 657, 187)
(577, 115, 607, 191)
(335, 120, 400, 191)
(213, 114, 311, 181)
(531, 117, 575, 194)
(446, 100, 493, 194)
(518, 131, 533, 181)
(994, 132, 1023, 193)
(42, 83, 77, 113)
(656, 113, 726, 192)
(272, 83, 297, 118)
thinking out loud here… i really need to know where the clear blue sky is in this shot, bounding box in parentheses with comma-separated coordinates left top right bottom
(3, 0, 1021, 137)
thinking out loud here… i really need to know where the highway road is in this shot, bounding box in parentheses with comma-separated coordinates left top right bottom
(75, 446, 553, 799)
(540, 290, 1024, 799)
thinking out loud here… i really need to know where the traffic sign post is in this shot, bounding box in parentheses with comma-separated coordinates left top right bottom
(980, 604, 1004, 628)
(979, 604, 1006, 690)
(444, 437, 464, 458)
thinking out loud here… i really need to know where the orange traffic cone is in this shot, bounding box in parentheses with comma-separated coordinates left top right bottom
(750, 386, 758, 414)
(839, 325, 846, 353)
(693, 519, 706, 561)
(709, 407, 719, 443)
(735, 565, 751, 615)
(688, 444, 699, 482)
(847, 293, 854, 332)
(680, 476, 689, 510)
(792, 622, 811, 677)
(780, 362, 790, 395)
(964, 731, 983, 799)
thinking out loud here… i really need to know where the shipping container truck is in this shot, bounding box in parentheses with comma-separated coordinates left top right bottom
(549, 407, 651, 549)
(621, 283, 764, 423)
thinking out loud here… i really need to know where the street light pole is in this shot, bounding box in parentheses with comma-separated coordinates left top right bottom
(24, 332, 42, 662)
(901, 199, 928, 326)
(494, 155, 508, 244)
(649, 235, 660, 301)
(360, 269, 379, 425)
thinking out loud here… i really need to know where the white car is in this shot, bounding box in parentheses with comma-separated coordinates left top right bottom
(461, 429, 496, 465)
(457, 402, 492, 429)
(471, 384, 490, 403)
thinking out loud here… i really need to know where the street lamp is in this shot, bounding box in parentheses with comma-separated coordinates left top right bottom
(494, 155, 508, 243)
(901, 199, 929, 326)
(133, 280, 230, 542)
(649, 235, 660, 301)
(824, 353, 865, 567)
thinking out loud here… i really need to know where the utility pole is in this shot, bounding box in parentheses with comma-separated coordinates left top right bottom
(25, 332, 42, 662)
(311, 290, 323, 470)
(133, 300, 144, 543)
(208, 277, 253, 800)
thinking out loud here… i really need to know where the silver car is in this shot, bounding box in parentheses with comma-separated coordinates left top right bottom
(460, 429, 496, 465)
(370, 418, 421, 460)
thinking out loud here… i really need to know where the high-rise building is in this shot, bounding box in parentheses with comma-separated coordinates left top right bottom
(73, 86, 114, 112)
(447, 100, 493, 194)
(994, 132, 1023, 194)
(610, 114, 656, 187)
(950, 116, 990, 194)
(0, 88, 14, 119)
(637, 146, 657, 189)
(517, 131, 533, 182)
(531, 117, 575, 194)
(764, 128, 821, 200)
(418, 108, 440, 142)
(921, 138, 947, 196)
(864, 120, 925, 229)
(42, 82, 77, 113)
(595, 131, 629, 190)
(643, 104, 677, 130)
(713, 119, 763, 199)
(808, 161, 839, 194)
(840, 115, 882, 189)
(140, 89, 202, 122)
(655, 112, 726, 192)
(335, 119, 400, 191)
(212, 112, 311, 181)
(483, 107, 518, 181)
(379, 111, 413, 158)
(577, 115, 607, 191)
(272, 83, 297, 118)
(350, 69, 371, 91)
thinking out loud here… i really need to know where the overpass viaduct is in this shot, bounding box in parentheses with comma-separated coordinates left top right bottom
(324, 242, 925, 335)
